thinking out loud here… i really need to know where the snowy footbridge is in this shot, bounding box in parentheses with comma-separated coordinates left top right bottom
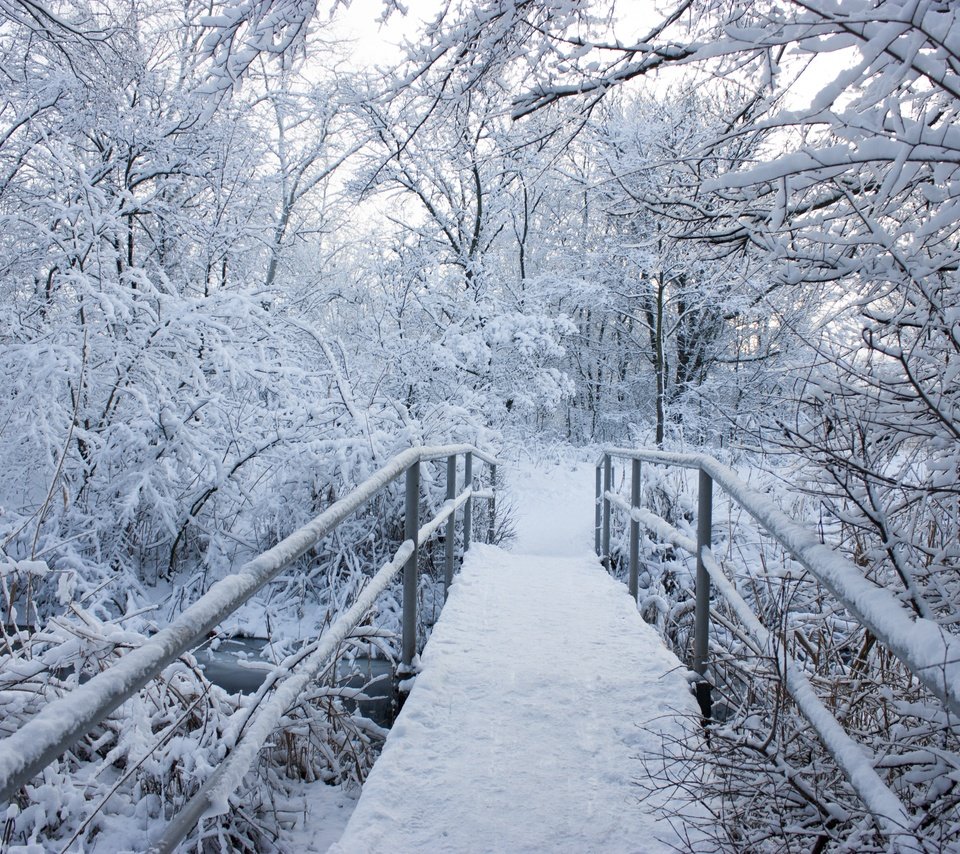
(0, 446, 957, 852)
(334, 449, 960, 853)
(331, 540, 696, 852)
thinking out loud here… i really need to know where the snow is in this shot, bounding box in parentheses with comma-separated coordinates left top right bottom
(506, 454, 599, 559)
(330, 456, 698, 853)
(280, 781, 360, 853)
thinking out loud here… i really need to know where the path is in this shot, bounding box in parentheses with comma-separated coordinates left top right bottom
(328, 458, 698, 853)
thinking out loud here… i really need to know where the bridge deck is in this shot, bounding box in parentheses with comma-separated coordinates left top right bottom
(330, 462, 698, 853)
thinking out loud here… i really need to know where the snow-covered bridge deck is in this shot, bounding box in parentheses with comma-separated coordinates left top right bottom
(329, 461, 698, 853)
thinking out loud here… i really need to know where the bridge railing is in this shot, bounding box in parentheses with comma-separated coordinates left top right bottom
(596, 446, 958, 849)
(0, 443, 498, 853)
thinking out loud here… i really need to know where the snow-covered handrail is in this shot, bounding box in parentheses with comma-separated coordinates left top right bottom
(0, 444, 499, 823)
(606, 492, 915, 845)
(598, 447, 960, 719)
(597, 446, 954, 849)
(150, 488, 474, 854)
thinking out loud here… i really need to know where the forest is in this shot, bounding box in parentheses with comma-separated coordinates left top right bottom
(1, 0, 958, 850)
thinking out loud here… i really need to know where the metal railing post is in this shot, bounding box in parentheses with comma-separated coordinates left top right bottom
(444, 454, 456, 597)
(629, 457, 641, 600)
(487, 464, 497, 544)
(601, 453, 612, 563)
(595, 464, 602, 556)
(402, 461, 420, 667)
(694, 466, 713, 720)
(463, 451, 473, 552)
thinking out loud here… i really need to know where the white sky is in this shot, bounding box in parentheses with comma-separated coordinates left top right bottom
(327, 0, 441, 70)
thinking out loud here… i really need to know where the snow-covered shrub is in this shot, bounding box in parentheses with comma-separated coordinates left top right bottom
(0, 598, 237, 849)
(0, 576, 389, 851)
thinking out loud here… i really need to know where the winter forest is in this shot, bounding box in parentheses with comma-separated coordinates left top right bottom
(1, 0, 959, 850)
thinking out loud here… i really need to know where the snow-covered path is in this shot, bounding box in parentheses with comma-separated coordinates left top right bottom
(330, 459, 698, 853)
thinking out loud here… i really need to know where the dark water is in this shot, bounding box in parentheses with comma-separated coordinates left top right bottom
(194, 637, 396, 727)
(5, 628, 397, 726)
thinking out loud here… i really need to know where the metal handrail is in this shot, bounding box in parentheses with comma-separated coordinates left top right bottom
(596, 447, 960, 717)
(595, 446, 956, 849)
(0, 443, 498, 851)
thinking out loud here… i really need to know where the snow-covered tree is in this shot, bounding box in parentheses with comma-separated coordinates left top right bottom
(398, 1, 960, 848)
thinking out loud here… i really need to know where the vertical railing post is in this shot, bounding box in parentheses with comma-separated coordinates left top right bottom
(629, 457, 641, 600)
(444, 454, 456, 598)
(402, 460, 420, 668)
(463, 451, 473, 552)
(694, 466, 713, 720)
(487, 463, 497, 544)
(601, 452, 612, 564)
(595, 463, 602, 556)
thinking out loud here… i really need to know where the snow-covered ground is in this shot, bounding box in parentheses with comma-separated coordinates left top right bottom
(326, 455, 699, 853)
(284, 781, 360, 852)
(505, 453, 600, 559)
